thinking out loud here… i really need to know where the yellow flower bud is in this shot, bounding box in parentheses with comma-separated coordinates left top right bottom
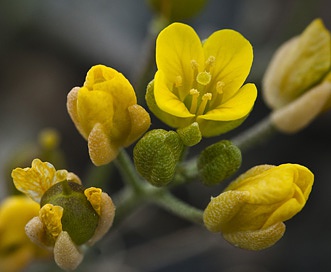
(263, 19, 331, 133)
(133, 129, 184, 186)
(67, 64, 151, 166)
(203, 164, 314, 250)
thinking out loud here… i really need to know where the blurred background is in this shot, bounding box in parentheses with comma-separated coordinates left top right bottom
(1, 0, 331, 271)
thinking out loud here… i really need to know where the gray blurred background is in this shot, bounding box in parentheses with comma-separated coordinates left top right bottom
(1, 0, 331, 271)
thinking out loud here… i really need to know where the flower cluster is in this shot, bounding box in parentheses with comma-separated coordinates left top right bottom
(11, 159, 115, 270)
(6, 16, 322, 272)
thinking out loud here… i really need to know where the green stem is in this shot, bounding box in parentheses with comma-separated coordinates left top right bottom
(231, 115, 277, 152)
(114, 149, 145, 193)
(150, 190, 204, 225)
(113, 149, 204, 225)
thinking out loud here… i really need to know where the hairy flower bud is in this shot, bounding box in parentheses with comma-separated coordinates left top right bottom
(197, 140, 241, 186)
(203, 164, 314, 250)
(40, 181, 99, 245)
(67, 65, 150, 166)
(133, 129, 184, 186)
(263, 18, 331, 133)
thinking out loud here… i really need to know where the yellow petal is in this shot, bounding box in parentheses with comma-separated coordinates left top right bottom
(154, 70, 195, 119)
(84, 64, 117, 90)
(199, 83, 257, 121)
(84, 187, 102, 216)
(232, 164, 297, 204)
(146, 80, 194, 128)
(156, 22, 204, 100)
(203, 29, 253, 102)
(39, 204, 63, 240)
(77, 87, 114, 135)
(222, 222, 286, 250)
(11, 159, 66, 203)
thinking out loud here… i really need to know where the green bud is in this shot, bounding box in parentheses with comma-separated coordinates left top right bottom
(146, 0, 208, 21)
(133, 129, 184, 187)
(197, 140, 241, 186)
(40, 181, 99, 245)
(176, 122, 202, 146)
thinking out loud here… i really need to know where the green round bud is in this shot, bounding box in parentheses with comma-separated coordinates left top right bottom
(40, 181, 99, 245)
(176, 122, 202, 146)
(147, 0, 208, 21)
(133, 129, 184, 187)
(197, 140, 241, 186)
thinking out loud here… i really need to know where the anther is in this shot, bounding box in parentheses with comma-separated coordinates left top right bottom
(216, 81, 225, 94)
(205, 56, 215, 72)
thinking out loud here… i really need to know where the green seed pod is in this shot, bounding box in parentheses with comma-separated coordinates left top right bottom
(197, 140, 241, 186)
(40, 181, 99, 245)
(133, 129, 184, 187)
(176, 122, 202, 146)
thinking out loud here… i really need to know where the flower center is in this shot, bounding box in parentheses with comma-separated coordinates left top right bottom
(180, 56, 225, 116)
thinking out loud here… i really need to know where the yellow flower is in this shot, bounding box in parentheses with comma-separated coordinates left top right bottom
(263, 19, 331, 133)
(67, 64, 151, 166)
(146, 22, 257, 137)
(0, 196, 50, 272)
(11, 158, 81, 203)
(11, 159, 116, 271)
(203, 163, 314, 250)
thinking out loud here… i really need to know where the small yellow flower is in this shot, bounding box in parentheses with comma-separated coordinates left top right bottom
(11, 159, 116, 271)
(263, 19, 331, 133)
(67, 64, 151, 166)
(11, 158, 81, 203)
(203, 163, 314, 250)
(0, 196, 50, 272)
(146, 22, 257, 137)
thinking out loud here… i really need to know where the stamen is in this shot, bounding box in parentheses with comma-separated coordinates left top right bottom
(189, 89, 199, 114)
(191, 60, 199, 72)
(196, 71, 211, 86)
(205, 56, 215, 72)
(175, 75, 183, 87)
(216, 81, 225, 94)
(197, 93, 212, 115)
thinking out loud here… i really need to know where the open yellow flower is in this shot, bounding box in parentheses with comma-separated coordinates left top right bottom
(146, 23, 257, 137)
(11, 159, 115, 270)
(67, 64, 151, 166)
(203, 163, 314, 250)
(0, 196, 50, 272)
